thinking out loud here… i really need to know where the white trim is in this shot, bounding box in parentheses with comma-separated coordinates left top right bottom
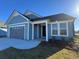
(9, 25, 25, 27)
(46, 21, 48, 41)
(66, 22, 69, 37)
(27, 22, 29, 40)
(9, 25, 25, 39)
(50, 20, 73, 24)
(19, 12, 30, 21)
(32, 24, 34, 40)
(58, 23, 60, 36)
(41, 24, 42, 38)
(9, 23, 29, 40)
(9, 22, 28, 26)
(7, 26, 10, 38)
(37, 25, 39, 38)
(32, 20, 47, 24)
(6, 10, 31, 25)
(51, 22, 69, 37)
(24, 26, 25, 40)
(59, 22, 68, 37)
(24, 25, 26, 40)
(51, 24, 52, 36)
(51, 23, 58, 36)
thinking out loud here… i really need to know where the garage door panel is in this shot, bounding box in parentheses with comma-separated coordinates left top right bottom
(10, 26, 24, 39)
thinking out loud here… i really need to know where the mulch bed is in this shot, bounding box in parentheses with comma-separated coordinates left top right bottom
(41, 39, 79, 52)
(65, 42, 79, 52)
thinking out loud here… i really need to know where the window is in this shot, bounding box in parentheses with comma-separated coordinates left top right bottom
(60, 23, 67, 35)
(51, 22, 68, 37)
(52, 24, 58, 35)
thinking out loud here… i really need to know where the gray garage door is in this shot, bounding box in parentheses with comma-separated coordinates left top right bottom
(10, 26, 24, 39)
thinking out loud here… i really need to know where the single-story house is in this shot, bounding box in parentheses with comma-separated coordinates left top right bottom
(6, 10, 75, 41)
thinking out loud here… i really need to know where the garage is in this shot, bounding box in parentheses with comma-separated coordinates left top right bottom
(10, 26, 25, 39)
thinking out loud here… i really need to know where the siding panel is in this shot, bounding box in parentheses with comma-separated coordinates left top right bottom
(9, 15, 27, 24)
(68, 22, 74, 38)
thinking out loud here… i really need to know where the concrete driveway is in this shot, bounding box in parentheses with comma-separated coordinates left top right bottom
(0, 38, 41, 51)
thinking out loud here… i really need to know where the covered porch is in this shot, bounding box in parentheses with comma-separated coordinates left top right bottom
(32, 20, 49, 41)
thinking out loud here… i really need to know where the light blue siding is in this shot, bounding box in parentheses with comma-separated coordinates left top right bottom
(34, 24, 38, 39)
(9, 15, 27, 24)
(68, 22, 74, 38)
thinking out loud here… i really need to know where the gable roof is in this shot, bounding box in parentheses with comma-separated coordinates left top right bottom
(31, 13, 75, 21)
(23, 10, 41, 21)
(5, 10, 30, 25)
(6, 10, 75, 25)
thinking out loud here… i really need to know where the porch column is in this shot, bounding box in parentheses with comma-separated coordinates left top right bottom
(66, 22, 69, 37)
(32, 24, 34, 40)
(46, 21, 48, 41)
(27, 22, 29, 40)
(7, 26, 10, 38)
(24, 24, 27, 40)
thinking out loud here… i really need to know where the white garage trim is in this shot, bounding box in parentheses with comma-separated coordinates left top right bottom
(9, 22, 28, 26)
(24, 25, 26, 40)
(9, 25, 25, 27)
(8, 22, 29, 40)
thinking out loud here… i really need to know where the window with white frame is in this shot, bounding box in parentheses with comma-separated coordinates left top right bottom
(51, 22, 68, 36)
(60, 23, 67, 35)
(52, 23, 58, 35)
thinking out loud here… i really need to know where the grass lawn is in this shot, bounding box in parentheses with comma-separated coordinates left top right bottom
(0, 36, 79, 59)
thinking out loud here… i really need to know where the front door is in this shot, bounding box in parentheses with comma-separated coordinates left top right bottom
(42, 25, 46, 37)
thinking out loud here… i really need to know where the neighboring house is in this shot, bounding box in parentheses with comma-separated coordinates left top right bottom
(75, 31, 79, 35)
(0, 28, 7, 37)
(5, 10, 75, 41)
(0, 20, 6, 28)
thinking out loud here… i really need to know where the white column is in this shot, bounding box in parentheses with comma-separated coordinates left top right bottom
(27, 22, 29, 40)
(24, 24, 26, 40)
(32, 24, 34, 40)
(46, 21, 48, 41)
(66, 22, 68, 37)
(41, 24, 42, 37)
(58, 23, 60, 36)
(37, 24, 39, 38)
(7, 26, 10, 38)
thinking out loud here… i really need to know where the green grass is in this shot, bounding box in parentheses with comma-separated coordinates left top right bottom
(0, 36, 79, 59)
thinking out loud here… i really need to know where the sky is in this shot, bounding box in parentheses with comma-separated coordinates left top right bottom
(0, 0, 79, 31)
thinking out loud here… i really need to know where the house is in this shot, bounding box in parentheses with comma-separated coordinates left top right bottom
(75, 30, 79, 35)
(0, 28, 7, 37)
(6, 10, 75, 41)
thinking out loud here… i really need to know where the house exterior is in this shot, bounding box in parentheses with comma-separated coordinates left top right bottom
(6, 10, 75, 41)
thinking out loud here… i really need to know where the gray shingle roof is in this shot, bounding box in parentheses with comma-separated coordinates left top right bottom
(31, 13, 75, 21)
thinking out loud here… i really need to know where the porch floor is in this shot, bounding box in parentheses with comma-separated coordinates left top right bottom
(0, 38, 41, 51)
